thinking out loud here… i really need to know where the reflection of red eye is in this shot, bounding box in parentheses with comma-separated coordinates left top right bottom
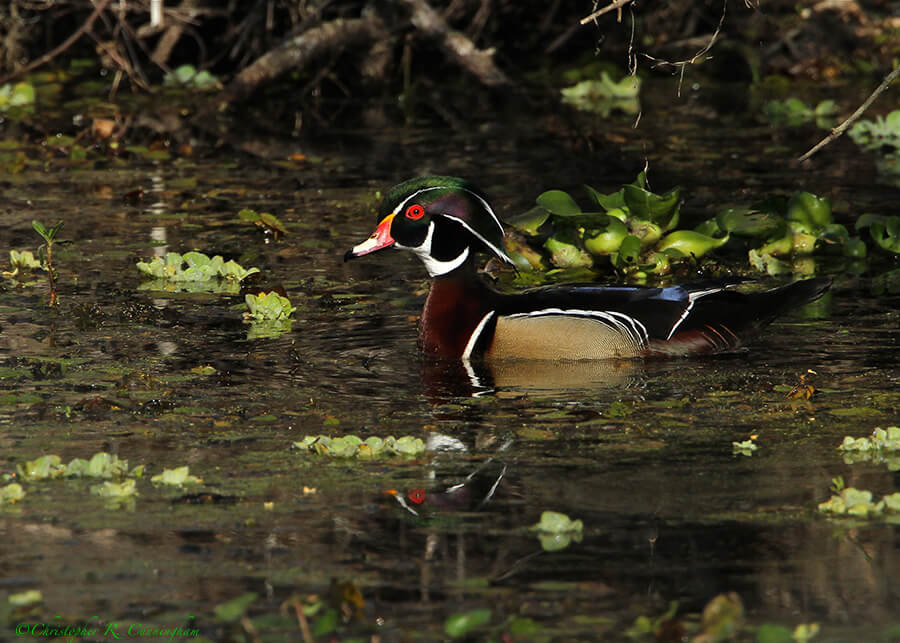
(405, 204, 425, 220)
(407, 488, 426, 504)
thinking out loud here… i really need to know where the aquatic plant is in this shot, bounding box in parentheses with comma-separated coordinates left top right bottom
(0, 81, 36, 112)
(763, 98, 837, 128)
(151, 466, 202, 486)
(137, 251, 260, 283)
(530, 510, 583, 551)
(292, 434, 426, 458)
(560, 72, 641, 115)
(503, 170, 881, 280)
(848, 110, 900, 155)
(32, 219, 64, 305)
(0, 483, 25, 504)
(238, 208, 288, 239)
(244, 291, 296, 321)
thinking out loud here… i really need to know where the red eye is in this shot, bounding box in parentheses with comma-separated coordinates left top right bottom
(407, 488, 426, 504)
(405, 204, 425, 220)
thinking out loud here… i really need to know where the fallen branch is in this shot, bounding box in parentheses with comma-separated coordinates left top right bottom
(797, 64, 900, 162)
(401, 0, 510, 87)
(0, 0, 114, 86)
(223, 14, 383, 102)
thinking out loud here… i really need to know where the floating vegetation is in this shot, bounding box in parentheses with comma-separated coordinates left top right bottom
(292, 435, 427, 458)
(0, 81, 36, 111)
(17, 452, 137, 481)
(732, 439, 758, 456)
(163, 64, 220, 90)
(444, 608, 493, 639)
(238, 208, 288, 239)
(848, 110, 900, 157)
(503, 170, 882, 280)
(0, 483, 25, 505)
(137, 251, 260, 283)
(560, 72, 640, 115)
(530, 510, 583, 551)
(151, 466, 202, 486)
(839, 426, 900, 470)
(244, 291, 296, 321)
(763, 98, 837, 128)
(4, 249, 43, 275)
(90, 479, 138, 499)
(818, 476, 900, 518)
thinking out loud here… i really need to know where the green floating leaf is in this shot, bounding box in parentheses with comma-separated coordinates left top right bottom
(293, 434, 426, 458)
(244, 291, 296, 321)
(90, 479, 137, 499)
(18, 455, 64, 481)
(536, 190, 582, 216)
(531, 510, 584, 534)
(8, 589, 42, 607)
(656, 230, 729, 259)
(0, 482, 25, 504)
(445, 608, 492, 639)
(151, 466, 201, 486)
(136, 251, 260, 283)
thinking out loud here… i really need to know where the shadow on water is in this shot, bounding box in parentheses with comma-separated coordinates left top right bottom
(0, 81, 899, 641)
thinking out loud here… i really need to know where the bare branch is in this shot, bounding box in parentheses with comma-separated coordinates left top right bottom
(797, 64, 900, 162)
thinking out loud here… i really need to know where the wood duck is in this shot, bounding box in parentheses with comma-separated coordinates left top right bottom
(345, 176, 831, 362)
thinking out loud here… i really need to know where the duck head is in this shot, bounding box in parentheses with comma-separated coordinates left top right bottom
(345, 175, 514, 276)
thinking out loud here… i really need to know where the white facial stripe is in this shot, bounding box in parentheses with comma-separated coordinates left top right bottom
(507, 308, 649, 349)
(665, 288, 722, 340)
(391, 184, 514, 265)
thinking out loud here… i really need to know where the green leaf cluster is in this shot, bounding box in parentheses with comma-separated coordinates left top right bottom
(856, 214, 900, 254)
(848, 110, 900, 155)
(818, 487, 900, 518)
(0, 81, 36, 111)
(136, 251, 260, 282)
(32, 220, 64, 244)
(530, 510, 584, 551)
(17, 452, 136, 480)
(506, 171, 722, 277)
(163, 64, 220, 90)
(238, 208, 288, 237)
(9, 250, 43, 270)
(560, 72, 641, 116)
(839, 426, 900, 470)
(732, 439, 758, 455)
(292, 434, 426, 458)
(151, 466, 201, 486)
(244, 291, 296, 321)
(0, 482, 25, 505)
(91, 479, 138, 499)
(763, 98, 837, 128)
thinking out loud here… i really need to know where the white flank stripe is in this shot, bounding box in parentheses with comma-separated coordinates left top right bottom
(463, 311, 496, 360)
(665, 288, 722, 340)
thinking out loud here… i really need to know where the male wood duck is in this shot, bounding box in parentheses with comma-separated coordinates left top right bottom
(345, 176, 831, 362)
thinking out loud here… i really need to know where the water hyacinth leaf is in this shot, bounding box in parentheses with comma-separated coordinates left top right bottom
(864, 216, 900, 254)
(543, 235, 593, 269)
(694, 218, 723, 237)
(244, 292, 296, 321)
(715, 207, 784, 238)
(628, 219, 663, 247)
(748, 249, 792, 276)
(612, 234, 642, 267)
(582, 216, 629, 255)
(656, 230, 729, 259)
(536, 190, 582, 216)
(503, 234, 545, 270)
(505, 205, 551, 235)
(787, 192, 832, 229)
(444, 608, 492, 638)
(585, 184, 626, 211)
(622, 181, 680, 226)
(0, 483, 25, 504)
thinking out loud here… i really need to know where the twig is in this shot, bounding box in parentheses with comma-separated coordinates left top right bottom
(0, 0, 114, 86)
(642, 0, 727, 97)
(797, 64, 900, 162)
(580, 0, 634, 25)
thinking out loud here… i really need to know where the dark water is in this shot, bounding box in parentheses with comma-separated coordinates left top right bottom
(1, 80, 899, 641)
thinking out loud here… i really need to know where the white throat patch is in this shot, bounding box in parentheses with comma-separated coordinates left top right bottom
(396, 221, 470, 277)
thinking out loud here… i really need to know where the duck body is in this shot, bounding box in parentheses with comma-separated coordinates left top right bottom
(346, 176, 831, 362)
